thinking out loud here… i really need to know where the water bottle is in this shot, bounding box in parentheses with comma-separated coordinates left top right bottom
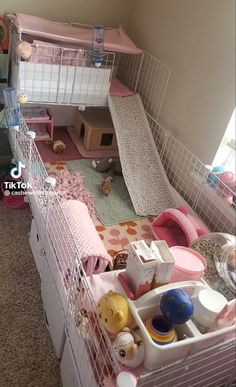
(3, 87, 21, 126)
(92, 25, 105, 67)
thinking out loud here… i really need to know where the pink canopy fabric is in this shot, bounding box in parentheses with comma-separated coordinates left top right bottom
(10, 13, 142, 54)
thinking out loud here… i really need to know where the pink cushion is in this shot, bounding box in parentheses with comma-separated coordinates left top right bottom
(109, 78, 133, 97)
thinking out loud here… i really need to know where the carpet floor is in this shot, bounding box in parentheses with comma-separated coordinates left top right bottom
(0, 203, 61, 387)
(36, 127, 82, 163)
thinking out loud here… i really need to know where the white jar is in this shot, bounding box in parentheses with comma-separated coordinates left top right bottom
(193, 288, 228, 332)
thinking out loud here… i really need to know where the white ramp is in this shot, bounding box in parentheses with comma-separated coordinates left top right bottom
(108, 94, 176, 216)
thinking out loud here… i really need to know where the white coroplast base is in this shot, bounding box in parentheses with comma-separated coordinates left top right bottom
(29, 218, 47, 276)
(29, 219, 66, 359)
(60, 338, 81, 387)
(40, 261, 66, 359)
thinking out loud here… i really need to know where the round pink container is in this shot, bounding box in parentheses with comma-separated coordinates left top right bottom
(170, 246, 207, 282)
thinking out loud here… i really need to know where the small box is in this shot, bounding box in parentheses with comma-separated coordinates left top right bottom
(151, 240, 175, 287)
(125, 240, 159, 299)
(74, 108, 118, 151)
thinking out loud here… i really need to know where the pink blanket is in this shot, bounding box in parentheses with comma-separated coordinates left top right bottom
(10, 13, 142, 55)
(61, 200, 112, 276)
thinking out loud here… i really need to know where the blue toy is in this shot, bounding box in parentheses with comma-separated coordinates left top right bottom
(160, 289, 194, 325)
(207, 166, 225, 187)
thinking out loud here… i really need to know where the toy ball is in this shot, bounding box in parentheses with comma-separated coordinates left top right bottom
(160, 289, 194, 325)
(146, 314, 176, 345)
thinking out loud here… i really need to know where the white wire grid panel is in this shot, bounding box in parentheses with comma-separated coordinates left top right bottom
(7, 120, 119, 385)
(6, 32, 236, 384)
(9, 22, 115, 106)
(117, 52, 171, 120)
(117, 51, 235, 233)
(8, 118, 74, 309)
(137, 338, 235, 387)
(7, 113, 235, 386)
(149, 119, 235, 235)
(66, 274, 121, 387)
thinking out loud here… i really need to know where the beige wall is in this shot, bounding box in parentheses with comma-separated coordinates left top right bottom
(0, 0, 131, 28)
(129, 0, 235, 163)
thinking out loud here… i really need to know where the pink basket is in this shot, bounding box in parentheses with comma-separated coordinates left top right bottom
(1, 177, 28, 209)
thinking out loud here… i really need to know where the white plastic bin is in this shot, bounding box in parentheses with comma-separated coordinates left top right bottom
(128, 281, 235, 371)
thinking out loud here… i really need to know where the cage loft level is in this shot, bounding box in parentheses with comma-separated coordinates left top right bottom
(8, 13, 142, 107)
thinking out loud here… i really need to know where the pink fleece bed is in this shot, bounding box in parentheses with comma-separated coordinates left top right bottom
(9, 13, 142, 54)
(60, 200, 112, 276)
(152, 206, 210, 247)
(109, 78, 133, 97)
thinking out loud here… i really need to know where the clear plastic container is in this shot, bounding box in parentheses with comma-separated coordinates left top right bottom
(3, 88, 21, 126)
(217, 242, 236, 293)
(190, 233, 236, 297)
(92, 25, 105, 67)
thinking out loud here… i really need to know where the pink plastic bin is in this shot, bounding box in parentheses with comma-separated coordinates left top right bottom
(170, 246, 207, 282)
(1, 177, 28, 209)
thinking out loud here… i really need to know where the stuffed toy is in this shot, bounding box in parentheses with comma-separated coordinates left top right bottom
(18, 93, 28, 104)
(45, 139, 66, 154)
(53, 140, 66, 153)
(16, 41, 32, 60)
(97, 291, 132, 336)
(101, 176, 112, 196)
(113, 250, 129, 270)
(113, 327, 144, 368)
(92, 157, 122, 180)
(92, 158, 122, 197)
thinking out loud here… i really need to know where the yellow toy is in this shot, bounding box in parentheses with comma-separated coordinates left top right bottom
(97, 291, 132, 336)
(18, 93, 28, 104)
